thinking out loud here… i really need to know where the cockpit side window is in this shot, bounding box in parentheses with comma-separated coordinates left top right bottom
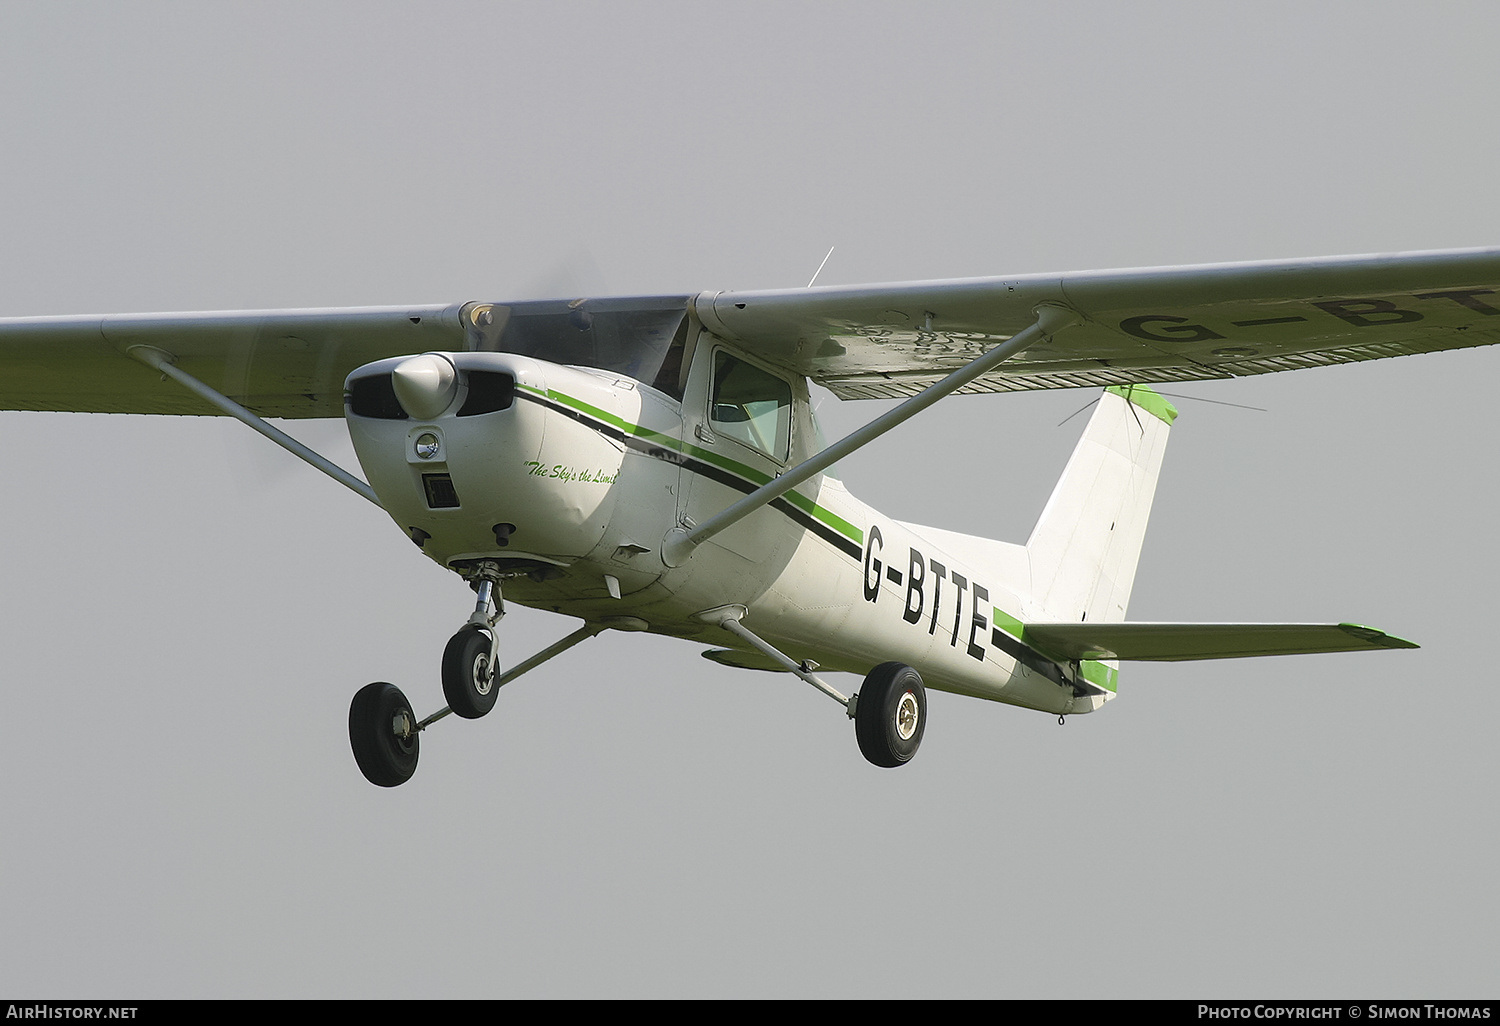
(710, 350, 792, 463)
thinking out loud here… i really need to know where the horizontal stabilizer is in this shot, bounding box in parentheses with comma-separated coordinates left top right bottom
(1022, 622, 1417, 662)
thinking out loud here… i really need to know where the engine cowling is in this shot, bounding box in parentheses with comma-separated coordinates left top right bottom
(344, 351, 630, 569)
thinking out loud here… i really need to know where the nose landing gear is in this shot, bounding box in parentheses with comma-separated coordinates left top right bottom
(441, 562, 506, 720)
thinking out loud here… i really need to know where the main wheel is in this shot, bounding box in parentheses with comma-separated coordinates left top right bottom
(442, 625, 499, 719)
(349, 682, 419, 787)
(854, 661, 926, 767)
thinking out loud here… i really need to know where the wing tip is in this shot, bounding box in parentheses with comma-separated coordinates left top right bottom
(1336, 623, 1421, 650)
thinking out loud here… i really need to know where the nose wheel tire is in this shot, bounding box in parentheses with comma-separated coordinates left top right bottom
(854, 661, 926, 768)
(442, 625, 500, 719)
(349, 682, 420, 787)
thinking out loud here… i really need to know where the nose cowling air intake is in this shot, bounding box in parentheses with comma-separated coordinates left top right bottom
(391, 353, 459, 420)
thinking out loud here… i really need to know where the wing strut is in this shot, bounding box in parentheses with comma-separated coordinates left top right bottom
(661, 304, 1078, 566)
(125, 345, 382, 508)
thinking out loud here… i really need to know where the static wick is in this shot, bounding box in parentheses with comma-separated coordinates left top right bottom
(806, 246, 836, 288)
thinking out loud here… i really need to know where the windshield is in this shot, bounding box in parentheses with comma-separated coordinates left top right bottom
(470, 296, 690, 395)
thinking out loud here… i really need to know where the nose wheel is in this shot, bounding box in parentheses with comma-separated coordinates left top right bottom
(442, 624, 500, 719)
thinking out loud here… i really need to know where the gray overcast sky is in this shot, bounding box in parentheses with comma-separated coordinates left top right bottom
(2, 1, 1496, 999)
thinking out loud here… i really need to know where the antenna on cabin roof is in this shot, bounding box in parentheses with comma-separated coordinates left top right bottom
(806, 246, 835, 288)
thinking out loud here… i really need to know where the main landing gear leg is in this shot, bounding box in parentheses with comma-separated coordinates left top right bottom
(703, 606, 926, 769)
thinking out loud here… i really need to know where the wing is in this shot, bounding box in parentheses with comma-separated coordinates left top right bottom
(0, 296, 690, 418)
(1020, 622, 1417, 662)
(0, 304, 477, 417)
(5, 247, 1498, 416)
(694, 247, 1500, 399)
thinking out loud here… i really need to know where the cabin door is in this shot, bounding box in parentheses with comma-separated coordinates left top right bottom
(676, 340, 797, 566)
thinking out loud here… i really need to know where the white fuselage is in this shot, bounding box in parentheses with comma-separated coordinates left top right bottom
(345, 342, 1112, 718)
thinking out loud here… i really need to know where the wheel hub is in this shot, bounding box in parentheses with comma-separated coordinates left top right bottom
(472, 651, 493, 695)
(895, 691, 919, 741)
(390, 708, 416, 753)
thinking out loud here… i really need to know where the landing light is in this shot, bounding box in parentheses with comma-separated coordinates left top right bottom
(414, 432, 440, 460)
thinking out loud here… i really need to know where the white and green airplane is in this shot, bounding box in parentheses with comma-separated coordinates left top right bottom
(4, 246, 1496, 785)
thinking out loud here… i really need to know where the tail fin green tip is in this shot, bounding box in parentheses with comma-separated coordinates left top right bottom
(1106, 384, 1178, 426)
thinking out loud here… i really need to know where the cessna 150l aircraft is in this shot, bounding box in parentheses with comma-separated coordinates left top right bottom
(3, 246, 1498, 785)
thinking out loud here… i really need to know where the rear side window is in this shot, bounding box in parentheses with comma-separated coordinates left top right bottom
(710, 351, 791, 462)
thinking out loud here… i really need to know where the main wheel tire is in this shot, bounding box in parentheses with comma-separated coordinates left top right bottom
(349, 682, 419, 787)
(854, 661, 926, 768)
(442, 625, 499, 720)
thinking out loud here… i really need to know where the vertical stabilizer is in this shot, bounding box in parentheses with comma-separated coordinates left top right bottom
(1026, 385, 1176, 624)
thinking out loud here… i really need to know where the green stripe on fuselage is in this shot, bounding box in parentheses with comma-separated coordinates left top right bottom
(992, 606, 1026, 643)
(992, 606, 1119, 694)
(517, 383, 863, 546)
(1081, 659, 1119, 693)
